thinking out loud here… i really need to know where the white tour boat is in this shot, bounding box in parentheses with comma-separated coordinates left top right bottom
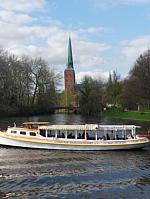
(0, 122, 149, 150)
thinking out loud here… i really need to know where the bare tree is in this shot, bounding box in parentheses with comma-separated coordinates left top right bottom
(0, 48, 61, 116)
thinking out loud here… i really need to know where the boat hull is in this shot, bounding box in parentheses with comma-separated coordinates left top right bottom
(0, 134, 149, 151)
(138, 134, 150, 139)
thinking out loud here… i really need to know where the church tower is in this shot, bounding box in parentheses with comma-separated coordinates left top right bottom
(64, 36, 75, 94)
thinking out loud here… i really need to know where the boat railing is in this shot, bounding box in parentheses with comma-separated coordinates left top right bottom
(45, 137, 148, 145)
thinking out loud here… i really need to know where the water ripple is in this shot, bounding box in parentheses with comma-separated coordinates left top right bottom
(0, 147, 150, 199)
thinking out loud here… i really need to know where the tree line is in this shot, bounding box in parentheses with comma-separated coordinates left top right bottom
(0, 47, 150, 117)
(78, 49, 150, 115)
(0, 48, 61, 116)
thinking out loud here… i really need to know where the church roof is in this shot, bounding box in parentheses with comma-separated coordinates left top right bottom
(66, 36, 74, 70)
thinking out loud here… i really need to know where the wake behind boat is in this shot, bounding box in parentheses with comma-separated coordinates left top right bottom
(0, 122, 149, 150)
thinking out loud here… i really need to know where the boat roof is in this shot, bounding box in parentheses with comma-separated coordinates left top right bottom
(9, 127, 38, 132)
(39, 124, 98, 131)
(22, 122, 49, 125)
(98, 125, 140, 130)
(38, 124, 140, 131)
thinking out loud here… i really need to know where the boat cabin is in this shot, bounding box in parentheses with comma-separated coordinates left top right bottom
(38, 124, 139, 141)
(6, 123, 140, 141)
(7, 122, 49, 138)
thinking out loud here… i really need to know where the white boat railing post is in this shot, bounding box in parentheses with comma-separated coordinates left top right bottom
(75, 130, 77, 139)
(65, 131, 67, 139)
(133, 127, 136, 139)
(95, 131, 97, 141)
(55, 130, 57, 139)
(46, 130, 48, 140)
(114, 128, 117, 140)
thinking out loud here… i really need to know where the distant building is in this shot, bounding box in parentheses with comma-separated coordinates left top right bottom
(64, 36, 75, 94)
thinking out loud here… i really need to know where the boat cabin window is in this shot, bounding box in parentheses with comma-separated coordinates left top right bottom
(96, 131, 104, 140)
(86, 130, 95, 140)
(57, 130, 65, 138)
(47, 130, 55, 137)
(39, 129, 46, 137)
(11, 130, 17, 134)
(67, 131, 75, 139)
(30, 132, 36, 136)
(20, 131, 26, 135)
(77, 131, 84, 139)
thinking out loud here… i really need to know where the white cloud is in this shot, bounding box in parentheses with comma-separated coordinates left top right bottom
(0, 0, 45, 12)
(76, 55, 107, 68)
(74, 40, 110, 55)
(0, 10, 33, 24)
(76, 71, 109, 83)
(120, 35, 150, 60)
(0, 25, 66, 66)
(103, 35, 150, 76)
(0, 21, 36, 43)
(0, 1, 112, 79)
(73, 39, 110, 68)
(0, 17, 111, 72)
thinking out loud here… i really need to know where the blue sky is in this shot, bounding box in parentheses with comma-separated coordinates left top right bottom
(0, 0, 150, 84)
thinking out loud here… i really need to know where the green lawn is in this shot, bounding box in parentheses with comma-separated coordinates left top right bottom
(102, 109, 150, 121)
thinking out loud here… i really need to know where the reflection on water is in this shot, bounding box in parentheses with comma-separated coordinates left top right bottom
(0, 114, 150, 199)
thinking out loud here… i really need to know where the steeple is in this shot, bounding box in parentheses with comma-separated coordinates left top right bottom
(64, 36, 75, 94)
(67, 36, 73, 69)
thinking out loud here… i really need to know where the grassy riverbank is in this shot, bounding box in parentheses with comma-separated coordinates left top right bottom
(102, 109, 150, 121)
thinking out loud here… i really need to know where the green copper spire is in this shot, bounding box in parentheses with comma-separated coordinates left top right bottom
(67, 36, 73, 69)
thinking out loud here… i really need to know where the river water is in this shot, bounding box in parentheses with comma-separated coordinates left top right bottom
(0, 114, 150, 199)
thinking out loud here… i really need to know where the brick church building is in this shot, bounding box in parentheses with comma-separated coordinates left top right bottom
(64, 36, 75, 94)
(64, 36, 77, 107)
